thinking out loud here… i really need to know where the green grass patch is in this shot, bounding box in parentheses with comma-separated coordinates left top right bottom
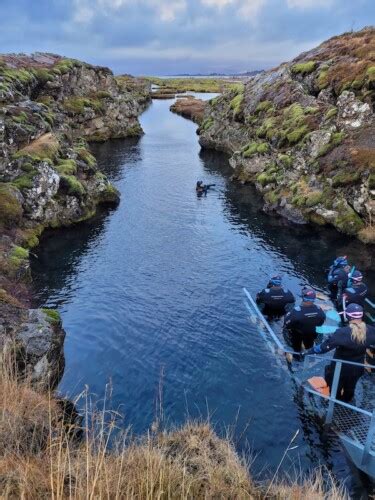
(242, 142, 269, 158)
(55, 159, 77, 175)
(332, 171, 360, 187)
(75, 147, 96, 167)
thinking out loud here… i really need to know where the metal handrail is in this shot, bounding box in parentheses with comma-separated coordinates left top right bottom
(243, 287, 371, 369)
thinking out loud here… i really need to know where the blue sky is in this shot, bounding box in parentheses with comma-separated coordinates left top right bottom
(0, 0, 374, 75)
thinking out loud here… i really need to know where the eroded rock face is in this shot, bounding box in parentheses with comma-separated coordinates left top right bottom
(0, 53, 151, 385)
(198, 28, 375, 243)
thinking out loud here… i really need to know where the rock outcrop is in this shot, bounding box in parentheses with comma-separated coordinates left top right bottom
(198, 28, 375, 243)
(0, 53, 151, 384)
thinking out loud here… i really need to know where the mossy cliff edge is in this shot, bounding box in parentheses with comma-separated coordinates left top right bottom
(0, 53, 151, 385)
(198, 28, 375, 244)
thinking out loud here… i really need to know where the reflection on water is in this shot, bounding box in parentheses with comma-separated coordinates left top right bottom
(31, 94, 374, 495)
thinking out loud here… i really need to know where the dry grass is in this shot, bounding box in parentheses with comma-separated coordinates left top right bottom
(0, 359, 348, 499)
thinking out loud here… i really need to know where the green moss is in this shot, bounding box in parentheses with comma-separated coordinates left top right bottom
(12, 170, 38, 190)
(332, 171, 360, 187)
(95, 90, 112, 99)
(55, 159, 77, 175)
(242, 142, 269, 158)
(52, 58, 77, 75)
(100, 183, 120, 204)
(286, 125, 309, 144)
(369, 173, 375, 190)
(256, 100, 273, 113)
(317, 132, 345, 157)
(32, 68, 54, 83)
(8, 246, 29, 273)
(317, 69, 329, 89)
(125, 124, 143, 137)
(230, 93, 243, 116)
(1, 67, 34, 85)
(256, 171, 276, 187)
(63, 97, 104, 115)
(278, 154, 293, 168)
(60, 175, 86, 197)
(291, 61, 317, 75)
(11, 246, 29, 260)
(75, 147, 96, 167)
(305, 191, 323, 207)
(42, 308, 61, 325)
(291, 194, 307, 207)
(335, 206, 364, 235)
(0, 184, 23, 227)
(264, 190, 280, 204)
(366, 66, 375, 82)
(325, 107, 338, 120)
(202, 117, 214, 131)
(12, 112, 28, 124)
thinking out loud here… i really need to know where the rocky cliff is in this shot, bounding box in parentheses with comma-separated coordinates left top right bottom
(198, 28, 375, 243)
(0, 53, 151, 384)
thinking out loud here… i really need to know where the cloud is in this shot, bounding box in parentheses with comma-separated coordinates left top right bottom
(287, 0, 334, 8)
(200, 0, 267, 18)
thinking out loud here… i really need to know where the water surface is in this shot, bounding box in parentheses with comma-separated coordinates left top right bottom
(32, 93, 375, 492)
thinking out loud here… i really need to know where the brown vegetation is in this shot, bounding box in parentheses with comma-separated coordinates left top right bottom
(170, 97, 206, 124)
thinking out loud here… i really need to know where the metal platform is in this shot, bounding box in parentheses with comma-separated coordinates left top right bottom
(243, 287, 375, 479)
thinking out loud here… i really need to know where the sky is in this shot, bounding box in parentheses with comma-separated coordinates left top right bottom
(0, 0, 374, 75)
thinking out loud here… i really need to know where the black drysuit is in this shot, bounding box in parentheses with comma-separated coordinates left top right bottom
(340, 283, 368, 307)
(284, 304, 326, 351)
(256, 287, 295, 313)
(311, 324, 375, 402)
(327, 267, 349, 299)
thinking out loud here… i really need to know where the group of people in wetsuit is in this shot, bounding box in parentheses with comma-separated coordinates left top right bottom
(256, 256, 375, 403)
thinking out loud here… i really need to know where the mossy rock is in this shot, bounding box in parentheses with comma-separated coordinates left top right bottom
(291, 61, 317, 75)
(20, 225, 44, 248)
(286, 125, 309, 144)
(202, 117, 214, 131)
(369, 173, 375, 190)
(334, 207, 364, 235)
(264, 190, 280, 205)
(256, 172, 276, 187)
(75, 147, 96, 167)
(305, 191, 323, 207)
(242, 142, 269, 158)
(12, 170, 38, 191)
(255, 101, 273, 113)
(325, 107, 338, 120)
(307, 212, 327, 226)
(100, 184, 120, 204)
(8, 245, 29, 274)
(42, 308, 61, 325)
(277, 154, 293, 168)
(230, 93, 243, 116)
(55, 159, 77, 175)
(63, 97, 104, 115)
(0, 184, 23, 227)
(59, 175, 86, 197)
(332, 171, 360, 187)
(317, 132, 345, 157)
(126, 124, 143, 137)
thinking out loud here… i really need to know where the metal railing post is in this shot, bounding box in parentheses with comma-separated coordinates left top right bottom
(362, 410, 375, 466)
(326, 361, 342, 424)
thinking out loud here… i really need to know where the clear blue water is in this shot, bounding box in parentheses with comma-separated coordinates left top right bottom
(32, 94, 375, 492)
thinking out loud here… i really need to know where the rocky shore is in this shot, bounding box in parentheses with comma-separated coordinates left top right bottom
(0, 53, 151, 384)
(198, 28, 375, 243)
